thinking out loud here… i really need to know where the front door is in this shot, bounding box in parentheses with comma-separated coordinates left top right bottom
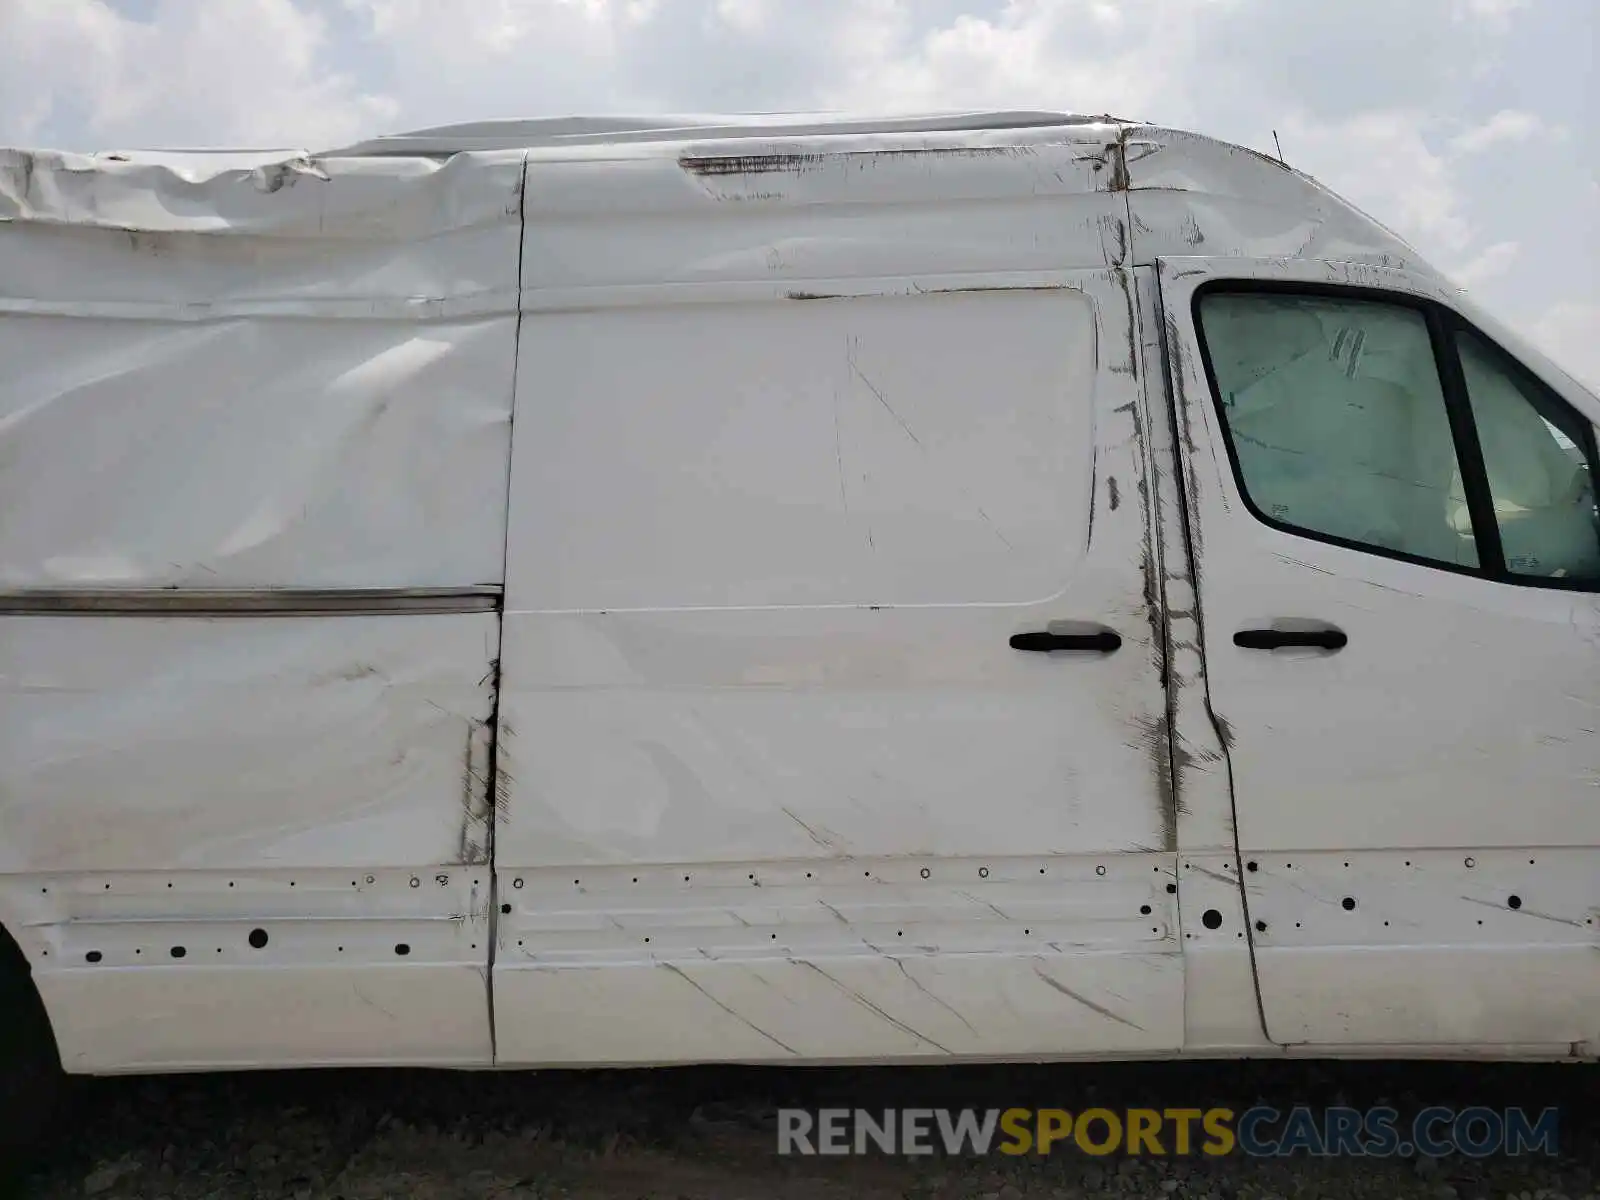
(1157, 256, 1600, 1051)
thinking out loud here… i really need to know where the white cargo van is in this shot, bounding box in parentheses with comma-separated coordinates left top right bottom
(1, 110, 1595, 1138)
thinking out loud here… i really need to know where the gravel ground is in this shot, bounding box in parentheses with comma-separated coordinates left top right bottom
(15, 1060, 1598, 1199)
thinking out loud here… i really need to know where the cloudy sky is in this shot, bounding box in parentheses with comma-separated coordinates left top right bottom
(2, 0, 1595, 388)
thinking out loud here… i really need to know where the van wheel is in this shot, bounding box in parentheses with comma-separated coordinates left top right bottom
(0, 932, 65, 1171)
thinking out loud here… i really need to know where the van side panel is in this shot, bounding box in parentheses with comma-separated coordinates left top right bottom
(0, 150, 522, 590)
(501, 287, 1144, 862)
(0, 150, 522, 1071)
(495, 135, 1180, 1063)
(0, 614, 497, 1071)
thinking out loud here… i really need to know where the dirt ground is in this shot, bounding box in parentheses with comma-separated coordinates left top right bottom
(15, 1059, 1599, 1199)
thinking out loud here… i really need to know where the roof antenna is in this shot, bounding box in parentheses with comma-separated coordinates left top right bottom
(1272, 129, 1286, 165)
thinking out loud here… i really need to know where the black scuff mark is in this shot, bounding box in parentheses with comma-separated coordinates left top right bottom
(1232, 143, 1295, 174)
(1114, 267, 1138, 379)
(1105, 128, 1133, 192)
(1032, 966, 1145, 1032)
(891, 959, 980, 1038)
(679, 144, 1029, 180)
(1187, 861, 1236, 888)
(716, 190, 788, 203)
(848, 335, 1011, 551)
(125, 229, 173, 256)
(1086, 445, 1098, 550)
(831, 384, 849, 517)
(1131, 396, 1168, 695)
(1096, 214, 1128, 267)
(659, 963, 801, 1055)
(352, 984, 399, 1022)
(958, 891, 1012, 922)
(1161, 316, 1208, 562)
(1172, 733, 1206, 788)
(679, 152, 828, 177)
(312, 661, 385, 687)
(783, 805, 846, 856)
(818, 899, 850, 924)
(787, 283, 1070, 301)
(1108, 476, 1122, 512)
(14, 152, 35, 199)
(1213, 713, 1236, 749)
(1141, 541, 1166, 692)
(848, 335, 922, 449)
(1459, 896, 1584, 928)
(1124, 143, 1163, 169)
(796, 960, 953, 1054)
(1140, 710, 1179, 852)
(457, 706, 494, 867)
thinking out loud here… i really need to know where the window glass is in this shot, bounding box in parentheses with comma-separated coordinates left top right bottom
(1456, 330, 1600, 582)
(1197, 292, 1477, 567)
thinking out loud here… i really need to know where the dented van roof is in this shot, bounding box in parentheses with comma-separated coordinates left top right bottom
(0, 111, 1419, 266)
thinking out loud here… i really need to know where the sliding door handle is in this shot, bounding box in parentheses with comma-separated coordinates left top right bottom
(1010, 629, 1122, 654)
(1233, 627, 1347, 651)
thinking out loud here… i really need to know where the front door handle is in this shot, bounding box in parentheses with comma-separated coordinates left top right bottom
(1010, 629, 1122, 654)
(1233, 627, 1347, 651)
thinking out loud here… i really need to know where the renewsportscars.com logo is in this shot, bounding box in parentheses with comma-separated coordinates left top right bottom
(777, 1106, 1561, 1159)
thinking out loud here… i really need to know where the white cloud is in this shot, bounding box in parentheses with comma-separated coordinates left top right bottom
(1274, 110, 1477, 257)
(1454, 240, 1521, 287)
(1451, 109, 1545, 154)
(1453, 0, 1530, 30)
(712, 0, 774, 35)
(0, 0, 125, 145)
(817, 0, 1217, 120)
(0, 0, 1591, 392)
(1533, 302, 1600, 393)
(0, 0, 393, 150)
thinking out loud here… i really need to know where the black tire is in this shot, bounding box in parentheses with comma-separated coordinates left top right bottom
(0, 926, 66, 1175)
